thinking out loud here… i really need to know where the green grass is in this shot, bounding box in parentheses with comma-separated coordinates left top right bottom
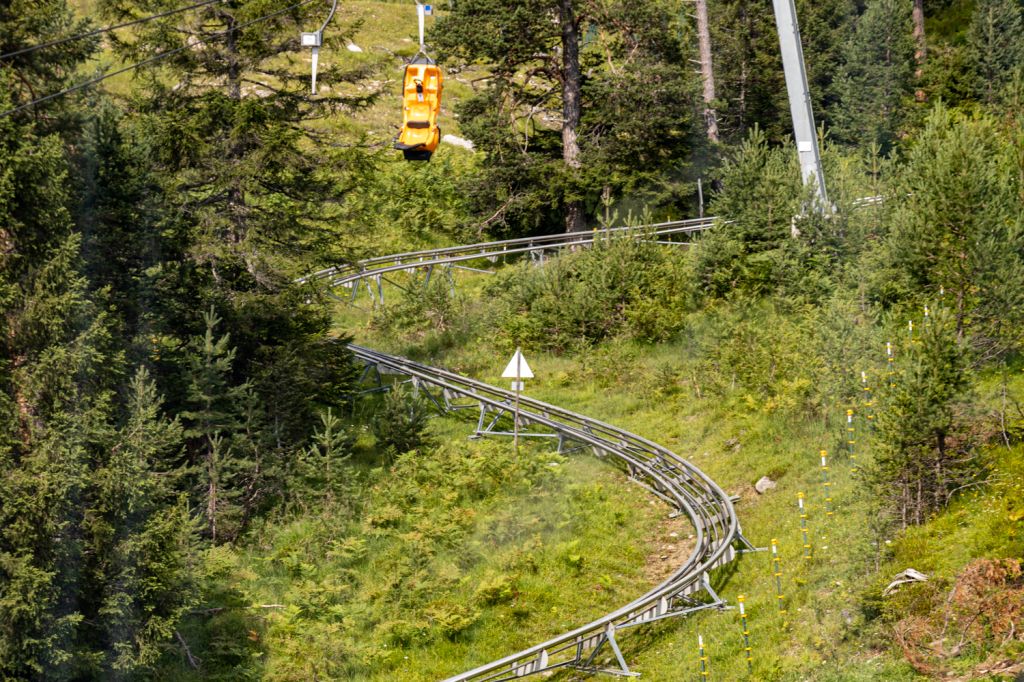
(330, 257, 1024, 681)
(163, 411, 672, 680)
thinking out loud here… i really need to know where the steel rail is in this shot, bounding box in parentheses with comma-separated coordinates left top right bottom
(349, 344, 747, 680)
(297, 216, 717, 292)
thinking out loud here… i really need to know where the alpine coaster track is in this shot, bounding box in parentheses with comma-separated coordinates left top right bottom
(307, 217, 754, 680)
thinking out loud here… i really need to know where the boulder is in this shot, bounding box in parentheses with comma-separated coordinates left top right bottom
(754, 476, 777, 494)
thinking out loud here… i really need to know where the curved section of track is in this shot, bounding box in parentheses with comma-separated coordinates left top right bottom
(314, 217, 746, 680)
(299, 217, 715, 293)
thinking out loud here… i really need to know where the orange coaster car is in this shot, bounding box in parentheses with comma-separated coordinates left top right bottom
(394, 56, 444, 161)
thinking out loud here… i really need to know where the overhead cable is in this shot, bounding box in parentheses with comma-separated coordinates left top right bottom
(0, 0, 223, 61)
(0, 0, 317, 119)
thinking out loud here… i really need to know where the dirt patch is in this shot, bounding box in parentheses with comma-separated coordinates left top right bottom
(641, 510, 697, 585)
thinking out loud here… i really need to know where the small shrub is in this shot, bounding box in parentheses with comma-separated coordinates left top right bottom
(474, 574, 516, 606)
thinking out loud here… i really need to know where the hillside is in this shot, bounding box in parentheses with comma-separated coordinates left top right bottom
(1, 0, 1023, 680)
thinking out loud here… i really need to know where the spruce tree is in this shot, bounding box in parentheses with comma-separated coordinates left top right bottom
(832, 0, 915, 150)
(966, 0, 1024, 104)
(83, 367, 197, 676)
(434, 0, 699, 235)
(871, 105, 1024, 358)
(869, 309, 975, 528)
(693, 127, 802, 297)
(180, 309, 251, 543)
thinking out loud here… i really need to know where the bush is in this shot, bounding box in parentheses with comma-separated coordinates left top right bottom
(370, 384, 434, 456)
(488, 233, 695, 353)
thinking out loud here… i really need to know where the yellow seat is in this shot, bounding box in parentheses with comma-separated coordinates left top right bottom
(395, 57, 444, 161)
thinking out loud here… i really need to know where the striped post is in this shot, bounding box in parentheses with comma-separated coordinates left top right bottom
(820, 450, 833, 548)
(908, 319, 914, 340)
(770, 538, 786, 617)
(861, 370, 875, 432)
(846, 409, 856, 470)
(698, 634, 709, 679)
(797, 492, 812, 560)
(738, 595, 753, 673)
(887, 342, 895, 388)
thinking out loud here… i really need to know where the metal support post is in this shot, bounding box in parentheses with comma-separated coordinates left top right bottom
(771, 0, 829, 210)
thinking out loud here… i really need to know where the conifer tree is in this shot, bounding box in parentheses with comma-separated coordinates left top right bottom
(97, 0, 360, 463)
(832, 0, 915, 150)
(966, 0, 1024, 104)
(693, 127, 802, 297)
(869, 309, 976, 528)
(83, 367, 198, 675)
(434, 0, 698, 235)
(871, 105, 1024, 358)
(180, 308, 251, 543)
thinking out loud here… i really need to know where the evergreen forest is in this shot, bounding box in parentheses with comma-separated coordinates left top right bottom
(1, 0, 1023, 679)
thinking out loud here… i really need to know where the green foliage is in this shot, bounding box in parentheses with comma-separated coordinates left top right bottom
(434, 0, 700, 235)
(832, 0, 915, 150)
(370, 384, 434, 457)
(867, 308, 980, 528)
(867, 105, 1024, 359)
(693, 128, 804, 298)
(488, 233, 694, 352)
(293, 409, 354, 509)
(966, 0, 1024, 105)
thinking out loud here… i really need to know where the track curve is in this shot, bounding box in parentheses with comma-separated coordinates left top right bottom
(309, 218, 749, 680)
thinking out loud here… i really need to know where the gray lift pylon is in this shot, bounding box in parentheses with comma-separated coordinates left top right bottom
(772, 0, 829, 212)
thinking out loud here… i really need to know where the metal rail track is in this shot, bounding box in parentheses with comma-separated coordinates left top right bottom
(348, 343, 751, 680)
(298, 217, 716, 300)
(316, 217, 750, 679)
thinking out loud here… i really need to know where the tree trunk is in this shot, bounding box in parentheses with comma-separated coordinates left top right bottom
(558, 0, 586, 232)
(912, 0, 926, 101)
(695, 0, 719, 143)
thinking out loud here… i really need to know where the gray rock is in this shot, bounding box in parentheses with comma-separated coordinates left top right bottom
(754, 476, 777, 494)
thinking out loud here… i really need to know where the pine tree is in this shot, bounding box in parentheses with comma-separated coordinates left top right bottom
(434, 0, 699, 235)
(693, 127, 802, 297)
(869, 309, 976, 528)
(83, 367, 198, 676)
(872, 105, 1024, 358)
(966, 0, 1024, 104)
(98, 0, 360, 453)
(832, 0, 915, 150)
(180, 308, 251, 543)
(295, 408, 353, 509)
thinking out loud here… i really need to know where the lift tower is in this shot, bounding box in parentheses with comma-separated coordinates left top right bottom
(772, 0, 829, 211)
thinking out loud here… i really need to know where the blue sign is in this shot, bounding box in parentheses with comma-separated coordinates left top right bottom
(424, 4, 432, 14)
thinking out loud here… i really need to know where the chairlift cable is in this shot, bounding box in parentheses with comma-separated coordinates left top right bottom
(0, 0, 223, 61)
(0, 0, 317, 119)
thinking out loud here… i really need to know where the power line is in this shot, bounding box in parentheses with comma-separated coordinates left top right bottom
(0, 0, 223, 62)
(0, 0, 318, 119)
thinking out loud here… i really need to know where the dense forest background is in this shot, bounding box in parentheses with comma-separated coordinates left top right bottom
(1, 0, 1023, 679)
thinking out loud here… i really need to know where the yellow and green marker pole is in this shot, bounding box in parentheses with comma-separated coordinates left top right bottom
(820, 450, 833, 546)
(738, 595, 753, 674)
(797, 492, 812, 560)
(698, 634, 709, 679)
(861, 370, 875, 432)
(887, 342, 895, 388)
(770, 538, 786, 619)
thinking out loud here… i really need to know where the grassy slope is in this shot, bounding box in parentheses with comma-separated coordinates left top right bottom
(339, 266, 1024, 681)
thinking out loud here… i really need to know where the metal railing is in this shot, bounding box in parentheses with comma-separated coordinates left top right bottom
(351, 345, 749, 681)
(305, 217, 748, 679)
(298, 217, 716, 295)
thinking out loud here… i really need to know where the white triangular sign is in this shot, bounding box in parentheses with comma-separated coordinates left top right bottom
(501, 348, 534, 379)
